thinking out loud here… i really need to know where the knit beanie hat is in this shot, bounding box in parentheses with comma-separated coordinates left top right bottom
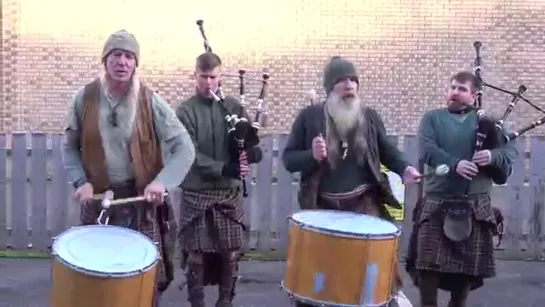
(323, 56, 359, 95)
(101, 30, 140, 66)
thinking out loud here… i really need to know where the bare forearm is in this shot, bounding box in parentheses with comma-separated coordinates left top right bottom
(155, 134, 196, 190)
(61, 131, 87, 183)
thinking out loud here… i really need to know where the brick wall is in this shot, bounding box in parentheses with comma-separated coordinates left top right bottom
(2, 0, 545, 135)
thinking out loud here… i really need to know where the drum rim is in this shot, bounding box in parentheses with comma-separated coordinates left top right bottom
(289, 209, 401, 239)
(51, 224, 160, 278)
(280, 280, 393, 307)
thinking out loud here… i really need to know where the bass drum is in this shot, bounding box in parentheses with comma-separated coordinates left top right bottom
(282, 210, 401, 306)
(50, 225, 159, 307)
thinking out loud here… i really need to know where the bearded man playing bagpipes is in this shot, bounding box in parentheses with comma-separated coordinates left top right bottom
(282, 56, 422, 307)
(175, 51, 263, 307)
(405, 71, 519, 307)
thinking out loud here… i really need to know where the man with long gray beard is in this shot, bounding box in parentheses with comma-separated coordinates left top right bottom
(282, 56, 421, 307)
(61, 30, 196, 306)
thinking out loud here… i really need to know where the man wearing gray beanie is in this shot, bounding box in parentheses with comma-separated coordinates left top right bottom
(60, 30, 196, 306)
(282, 56, 420, 307)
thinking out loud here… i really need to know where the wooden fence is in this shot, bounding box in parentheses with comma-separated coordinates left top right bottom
(0, 133, 544, 259)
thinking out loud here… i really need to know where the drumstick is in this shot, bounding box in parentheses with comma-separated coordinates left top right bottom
(91, 192, 110, 200)
(101, 192, 169, 209)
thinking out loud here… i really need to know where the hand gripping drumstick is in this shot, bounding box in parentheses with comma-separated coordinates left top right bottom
(101, 192, 169, 209)
(96, 190, 168, 225)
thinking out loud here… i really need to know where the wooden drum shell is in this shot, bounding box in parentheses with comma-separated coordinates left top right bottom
(283, 215, 400, 306)
(50, 257, 157, 307)
(49, 225, 160, 307)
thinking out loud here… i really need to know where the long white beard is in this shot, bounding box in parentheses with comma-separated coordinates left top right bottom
(326, 93, 361, 139)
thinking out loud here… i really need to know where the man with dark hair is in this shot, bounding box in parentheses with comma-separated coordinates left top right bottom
(175, 51, 263, 307)
(406, 71, 518, 307)
(195, 51, 223, 72)
(449, 71, 481, 93)
(282, 56, 421, 307)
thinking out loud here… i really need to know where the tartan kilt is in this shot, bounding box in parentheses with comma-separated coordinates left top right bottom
(407, 194, 496, 282)
(80, 186, 177, 293)
(178, 188, 245, 253)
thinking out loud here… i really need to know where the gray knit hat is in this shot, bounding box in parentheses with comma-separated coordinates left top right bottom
(101, 30, 140, 66)
(323, 56, 359, 95)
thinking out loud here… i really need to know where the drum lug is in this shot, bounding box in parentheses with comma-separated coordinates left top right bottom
(97, 209, 109, 225)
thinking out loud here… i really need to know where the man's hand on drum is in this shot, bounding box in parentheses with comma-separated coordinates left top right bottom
(144, 180, 166, 205)
(74, 182, 93, 203)
(312, 134, 327, 161)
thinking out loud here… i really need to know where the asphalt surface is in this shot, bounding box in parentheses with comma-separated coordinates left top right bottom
(1, 259, 545, 307)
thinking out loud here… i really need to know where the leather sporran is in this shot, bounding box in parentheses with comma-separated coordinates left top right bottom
(297, 162, 327, 210)
(297, 167, 324, 210)
(442, 199, 473, 242)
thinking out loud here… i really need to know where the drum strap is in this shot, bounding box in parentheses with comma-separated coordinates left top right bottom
(156, 205, 174, 293)
(320, 184, 374, 202)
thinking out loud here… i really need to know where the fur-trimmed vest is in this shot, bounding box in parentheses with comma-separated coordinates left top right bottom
(80, 78, 163, 193)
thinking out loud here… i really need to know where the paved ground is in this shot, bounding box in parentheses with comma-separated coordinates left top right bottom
(1, 258, 545, 307)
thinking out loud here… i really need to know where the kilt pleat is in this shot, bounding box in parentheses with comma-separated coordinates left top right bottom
(178, 188, 245, 253)
(408, 194, 496, 279)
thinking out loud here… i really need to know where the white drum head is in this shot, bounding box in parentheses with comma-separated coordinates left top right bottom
(290, 210, 400, 238)
(52, 225, 159, 277)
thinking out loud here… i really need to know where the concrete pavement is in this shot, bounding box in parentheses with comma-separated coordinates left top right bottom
(1, 259, 545, 306)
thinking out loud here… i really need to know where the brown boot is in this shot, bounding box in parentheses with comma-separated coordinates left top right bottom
(215, 252, 238, 306)
(186, 253, 205, 307)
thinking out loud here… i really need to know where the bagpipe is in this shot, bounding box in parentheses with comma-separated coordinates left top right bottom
(464, 41, 545, 245)
(470, 41, 545, 150)
(196, 20, 270, 197)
